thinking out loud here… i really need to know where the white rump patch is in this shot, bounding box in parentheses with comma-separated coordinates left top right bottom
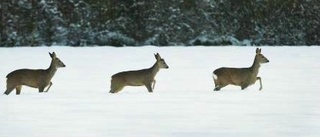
(212, 73, 218, 80)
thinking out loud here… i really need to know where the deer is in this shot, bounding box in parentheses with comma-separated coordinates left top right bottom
(4, 52, 66, 95)
(212, 48, 269, 91)
(109, 53, 169, 93)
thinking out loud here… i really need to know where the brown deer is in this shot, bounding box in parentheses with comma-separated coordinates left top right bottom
(4, 52, 66, 95)
(212, 48, 269, 91)
(110, 53, 169, 93)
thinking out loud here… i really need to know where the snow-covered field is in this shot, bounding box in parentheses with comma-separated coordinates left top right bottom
(0, 46, 319, 137)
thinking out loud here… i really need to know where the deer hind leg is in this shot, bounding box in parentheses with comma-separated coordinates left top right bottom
(109, 78, 125, 93)
(213, 79, 219, 91)
(213, 78, 228, 91)
(109, 82, 125, 93)
(213, 74, 223, 91)
(4, 82, 16, 95)
(39, 87, 45, 93)
(214, 82, 228, 91)
(256, 77, 263, 91)
(4, 79, 17, 95)
(110, 85, 124, 93)
(15, 85, 22, 95)
(241, 84, 249, 90)
(214, 83, 227, 91)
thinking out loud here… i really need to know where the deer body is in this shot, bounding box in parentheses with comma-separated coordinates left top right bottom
(4, 52, 65, 95)
(213, 48, 269, 91)
(110, 53, 168, 93)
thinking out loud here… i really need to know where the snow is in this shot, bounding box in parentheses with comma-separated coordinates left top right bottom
(0, 46, 319, 137)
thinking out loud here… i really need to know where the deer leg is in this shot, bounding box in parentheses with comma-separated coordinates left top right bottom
(4, 84, 15, 95)
(109, 88, 115, 93)
(110, 87, 124, 93)
(213, 79, 220, 91)
(214, 86, 221, 91)
(241, 85, 249, 90)
(15, 85, 22, 95)
(214, 84, 227, 91)
(152, 80, 156, 90)
(257, 77, 263, 91)
(110, 84, 125, 93)
(214, 78, 223, 91)
(213, 78, 217, 90)
(214, 79, 228, 91)
(145, 83, 153, 93)
(39, 87, 45, 93)
(109, 81, 117, 93)
(45, 82, 53, 92)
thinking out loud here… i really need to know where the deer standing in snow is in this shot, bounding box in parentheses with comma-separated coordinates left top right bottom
(212, 48, 269, 91)
(4, 52, 66, 95)
(109, 53, 169, 93)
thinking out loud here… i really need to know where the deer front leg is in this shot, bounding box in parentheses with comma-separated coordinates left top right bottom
(152, 80, 156, 90)
(257, 77, 263, 91)
(45, 82, 53, 92)
(145, 83, 153, 93)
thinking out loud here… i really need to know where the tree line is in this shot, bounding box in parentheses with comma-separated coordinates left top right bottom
(0, 0, 319, 47)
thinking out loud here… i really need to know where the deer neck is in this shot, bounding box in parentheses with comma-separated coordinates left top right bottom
(46, 60, 58, 78)
(250, 56, 261, 76)
(150, 62, 160, 78)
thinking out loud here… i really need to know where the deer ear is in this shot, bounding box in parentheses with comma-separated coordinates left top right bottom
(256, 48, 261, 54)
(49, 52, 56, 58)
(154, 53, 161, 60)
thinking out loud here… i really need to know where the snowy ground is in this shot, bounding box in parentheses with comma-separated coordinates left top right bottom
(0, 46, 319, 137)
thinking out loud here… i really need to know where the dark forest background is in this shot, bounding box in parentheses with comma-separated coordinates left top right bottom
(0, 0, 319, 47)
